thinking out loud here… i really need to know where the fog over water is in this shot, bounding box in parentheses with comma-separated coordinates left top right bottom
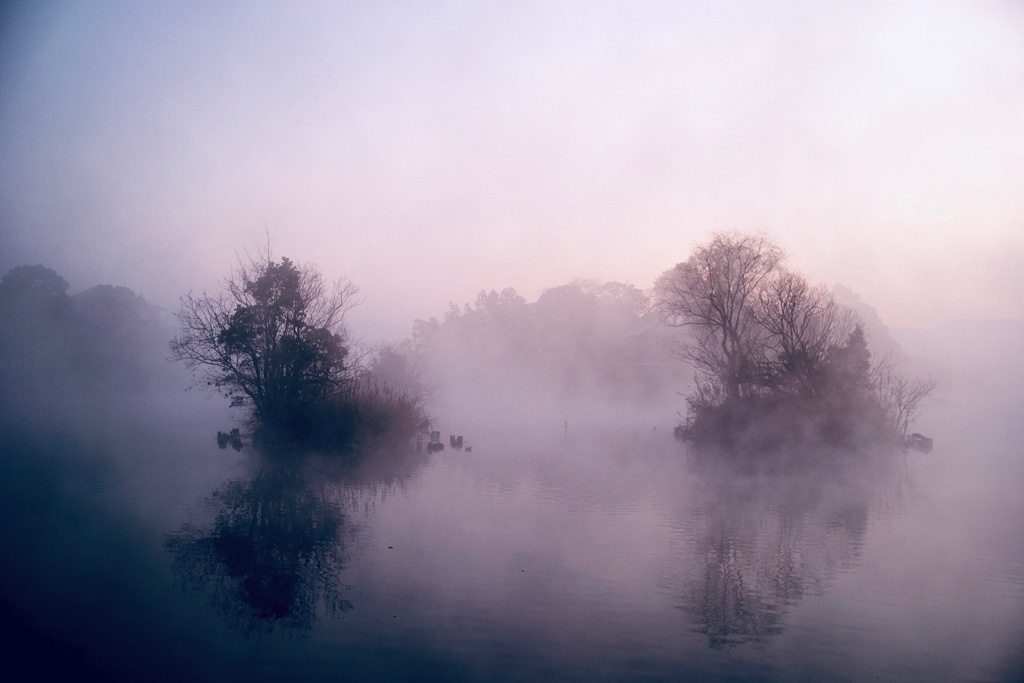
(0, 275, 1022, 681)
(2, 1, 1023, 335)
(2, 2, 1024, 682)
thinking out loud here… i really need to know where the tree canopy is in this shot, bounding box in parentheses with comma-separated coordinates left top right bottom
(656, 233, 783, 401)
(410, 279, 679, 402)
(170, 253, 359, 437)
(656, 232, 934, 450)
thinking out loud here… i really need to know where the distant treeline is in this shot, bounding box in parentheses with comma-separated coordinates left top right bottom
(3, 229, 935, 457)
(0, 264, 174, 413)
(399, 280, 686, 404)
(0, 260, 429, 452)
(382, 232, 934, 452)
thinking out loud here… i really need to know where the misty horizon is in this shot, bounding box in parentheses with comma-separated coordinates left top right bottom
(3, 1, 1023, 335)
(8, 253, 1021, 352)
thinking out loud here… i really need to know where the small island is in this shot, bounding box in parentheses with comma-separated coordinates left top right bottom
(169, 248, 429, 452)
(657, 232, 935, 454)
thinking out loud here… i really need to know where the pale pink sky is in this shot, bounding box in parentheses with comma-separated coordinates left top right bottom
(2, 0, 1022, 339)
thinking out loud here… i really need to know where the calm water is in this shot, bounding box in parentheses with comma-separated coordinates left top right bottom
(2, 378, 1023, 682)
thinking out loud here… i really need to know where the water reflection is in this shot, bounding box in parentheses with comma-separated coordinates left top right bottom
(165, 447, 424, 637)
(673, 449, 901, 649)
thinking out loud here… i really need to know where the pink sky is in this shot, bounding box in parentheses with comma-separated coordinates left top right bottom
(2, 1, 1022, 339)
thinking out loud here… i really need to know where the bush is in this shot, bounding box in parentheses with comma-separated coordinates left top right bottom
(253, 378, 429, 452)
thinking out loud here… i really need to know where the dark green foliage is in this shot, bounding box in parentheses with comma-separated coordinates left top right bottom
(171, 255, 350, 438)
(170, 252, 428, 450)
(215, 257, 348, 430)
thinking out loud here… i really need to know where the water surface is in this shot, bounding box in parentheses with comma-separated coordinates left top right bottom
(2, 380, 1023, 682)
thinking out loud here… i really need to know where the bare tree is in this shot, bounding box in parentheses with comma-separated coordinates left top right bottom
(169, 247, 360, 432)
(871, 364, 937, 438)
(655, 232, 783, 401)
(754, 269, 859, 395)
(658, 231, 938, 449)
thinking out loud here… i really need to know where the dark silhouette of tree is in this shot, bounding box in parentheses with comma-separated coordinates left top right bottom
(0, 265, 71, 336)
(824, 325, 873, 401)
(755, 269, 858, 396)
(0, 264, 70, 301)
(169, 251, 359, 437)
(871, 362, 937, 439)
(657, 233, 935, 449)
(656, 232, 783, 402)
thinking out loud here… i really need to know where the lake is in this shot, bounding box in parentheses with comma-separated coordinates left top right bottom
(2, 359, 1023, 682)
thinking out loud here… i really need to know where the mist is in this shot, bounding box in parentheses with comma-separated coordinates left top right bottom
(2, 2, 1024, 681)
(2, 1, 1023, 335)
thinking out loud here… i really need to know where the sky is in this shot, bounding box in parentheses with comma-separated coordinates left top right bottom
(1, 0, 1023, 341)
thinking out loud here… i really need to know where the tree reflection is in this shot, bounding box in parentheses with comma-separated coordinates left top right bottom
(166, 448, 423, 636)
(674, 450, 898, 649)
